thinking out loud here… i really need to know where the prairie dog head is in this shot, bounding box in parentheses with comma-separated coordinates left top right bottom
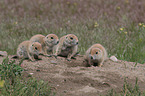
(44, 34, 59, 47)
(30, 42, 43, 55)
(90, 48, 103, 60)
(64, 34, 78, 46)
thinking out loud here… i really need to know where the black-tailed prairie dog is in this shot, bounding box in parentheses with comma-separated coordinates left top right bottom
(16, 41, 42, 61)
(85, 43, 107, 67)
(54, 34, 78, 61)
(30, 34, 59, 56)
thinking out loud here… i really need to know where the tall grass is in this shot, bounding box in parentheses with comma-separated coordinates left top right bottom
(0, 0, 145, 63)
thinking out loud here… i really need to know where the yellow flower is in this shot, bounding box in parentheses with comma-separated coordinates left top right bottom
(116, 6, 120, 10)
(94, 24, 97, 28)
(94, 22, 99, 27)
(124, 32, 127, 35)
(0, 80, 5, 87)
(120, 28, 124, 31)
(74, 2, 77, 6)
(143, 25, 145, 27)
(67, 2, 70, 5)
(139, 23, 142, 26)
(104, 12, 107, 16)
(14, 22, 18, 25)
(125, 0, 129, 4)
(95, 22, 98, 25)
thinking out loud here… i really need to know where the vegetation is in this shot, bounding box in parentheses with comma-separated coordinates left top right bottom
(104, 78, 145, 96)
(0, 0, 145, 63)
(0, 0, 145, 95)
(0, 57, 54, 96)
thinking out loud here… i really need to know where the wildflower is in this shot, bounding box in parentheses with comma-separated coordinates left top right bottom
(116, 6, 120, 10)
(124, 32, 127, 35)
(94, 22, 99, 27)
(143, 25, 145, 27)
(0, 80, 5, 87)
(139, 23, 142, 26)
(73, 2, 77, 6)
(125, 0, 129, 4)
(67, 2, 70, 5)
(14, 22, 18, 25)
(120, 28, 124, 31)
(94, 24, 98, 27)
(104, 12, 107, 16)
(95, 22, 98, 25)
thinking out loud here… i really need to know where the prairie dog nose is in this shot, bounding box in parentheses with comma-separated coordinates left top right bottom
(91, 56, 93, 59)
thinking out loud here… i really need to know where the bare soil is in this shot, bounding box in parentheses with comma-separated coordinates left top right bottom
(0, 55, 145, 96)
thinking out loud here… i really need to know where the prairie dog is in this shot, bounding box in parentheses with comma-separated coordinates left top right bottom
(54, 34, 78, 61)
(30, 34, 59, 55)
(85, 43, 107, 67)
(17, 41, 42, 61)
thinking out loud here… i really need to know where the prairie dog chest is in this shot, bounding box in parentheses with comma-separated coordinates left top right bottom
(60, 47, 72, 56)
(47, 46, 53, 52)
(91, 59, 100, 63)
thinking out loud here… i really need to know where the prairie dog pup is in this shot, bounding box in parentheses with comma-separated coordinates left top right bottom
(17, 41, 42, 61)
(54, 34, 78, 61)
(30, 34, 59, 55)
(85, 44, 107, 67)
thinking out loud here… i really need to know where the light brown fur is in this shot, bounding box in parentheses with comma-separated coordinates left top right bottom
(17, 41, 42, 61)
(85, 43, 107, 67)
(30, 34, 59, 55)
(54, 34, 78, 61)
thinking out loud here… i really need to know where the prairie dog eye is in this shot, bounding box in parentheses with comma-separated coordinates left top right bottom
(70, 37, 73, 40)
(35, 47, 38, 50)
(51, 37, 54, 39)
(96, 52, 98, 54)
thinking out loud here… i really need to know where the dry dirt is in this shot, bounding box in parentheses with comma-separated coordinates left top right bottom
(0, 55, 145, 96)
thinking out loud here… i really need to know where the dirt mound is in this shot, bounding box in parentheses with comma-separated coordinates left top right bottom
(0, 55, 145, 96)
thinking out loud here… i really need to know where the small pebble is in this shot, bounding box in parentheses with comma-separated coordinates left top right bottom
(110, 56, 118, 62)
(50, 60, 57, 64)
(29, 73, 34, 75)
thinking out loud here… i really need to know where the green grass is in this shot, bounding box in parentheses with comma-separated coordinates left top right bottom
(0, 0, 145, 95)
(0, 17, 145, 63)
(0, 0, 145, 63)
(0, 57, 54, 96)
(103, 78, 145, 96)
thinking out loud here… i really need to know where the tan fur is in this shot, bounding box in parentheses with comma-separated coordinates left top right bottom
(17, 41, 42, 61)
(54, 34, 78, 61)
(85, 43, 107, 67)
(30, 34, 59, 55)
